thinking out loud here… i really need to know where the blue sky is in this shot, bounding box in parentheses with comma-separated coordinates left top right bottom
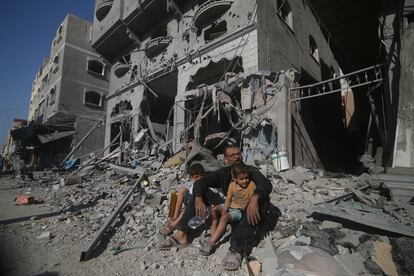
(0, 1, 94, 147)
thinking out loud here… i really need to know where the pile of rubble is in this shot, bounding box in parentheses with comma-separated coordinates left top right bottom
(9, 149, 414, 275)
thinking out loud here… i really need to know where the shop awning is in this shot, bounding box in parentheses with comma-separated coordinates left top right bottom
(37, 130, 77, 144)
(11, 124, 75, 145)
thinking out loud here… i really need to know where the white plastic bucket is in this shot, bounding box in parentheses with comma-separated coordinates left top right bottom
(271, 151, 290, 172)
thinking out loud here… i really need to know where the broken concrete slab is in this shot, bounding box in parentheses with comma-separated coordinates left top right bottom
(334, 253, 370, 276)
(312, 205, 414, 238)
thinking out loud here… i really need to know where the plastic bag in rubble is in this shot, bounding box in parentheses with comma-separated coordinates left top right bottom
(275, 245, 345, 276)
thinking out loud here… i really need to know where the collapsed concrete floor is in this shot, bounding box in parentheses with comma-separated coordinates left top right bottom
(1, 156, 414, 276)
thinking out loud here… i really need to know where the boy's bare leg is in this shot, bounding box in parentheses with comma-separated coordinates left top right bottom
(210, 205, 223, 236)
(169, 212, 184, 228)
(208, 213, 229, 246)
(173, 187, 187, 220)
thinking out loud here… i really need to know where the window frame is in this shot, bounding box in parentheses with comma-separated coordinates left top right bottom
(309, 35, 320, 63)
(87, 58, 106, 77)
(49, 86, 56, 105)
(84, 90, 103, 108)
(276, 0, 294, 31)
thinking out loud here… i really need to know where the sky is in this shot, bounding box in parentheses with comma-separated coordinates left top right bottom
(0, 1, 95, 147)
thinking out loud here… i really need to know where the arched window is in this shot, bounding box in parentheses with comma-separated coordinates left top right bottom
(277, 0, 293, 29)
(84, 91, 102, 107)
(87, 59, 105, 76)
(309, 35, 319, 63)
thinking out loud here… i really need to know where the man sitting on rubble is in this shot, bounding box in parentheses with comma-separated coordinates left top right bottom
(159, 144, 273, 271)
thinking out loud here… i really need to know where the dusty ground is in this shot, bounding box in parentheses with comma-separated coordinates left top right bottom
(0, 176, 241, 276)
(1, 166, 413, 276)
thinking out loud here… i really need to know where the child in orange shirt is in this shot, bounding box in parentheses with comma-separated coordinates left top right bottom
(199, 162, 256, 255)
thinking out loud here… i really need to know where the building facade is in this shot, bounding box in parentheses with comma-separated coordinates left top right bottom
(90, 0, 340, 168)
(26, 14, 110, 167)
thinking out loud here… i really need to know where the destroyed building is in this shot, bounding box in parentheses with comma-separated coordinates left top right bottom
(88, 0, 414, 174)
(15, 14, 110, 168)
(1, 1, 414, 276)
(91, 0, 344, 169)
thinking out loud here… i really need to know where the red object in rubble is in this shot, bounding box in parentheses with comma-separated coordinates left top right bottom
(14, 196, 44, 205)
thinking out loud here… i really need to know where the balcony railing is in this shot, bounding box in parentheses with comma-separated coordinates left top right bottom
(96, 0, 114, 21)
(114, 62, 131, 78)
(145, 36, 172, 58)
(193, 0, 233, 29)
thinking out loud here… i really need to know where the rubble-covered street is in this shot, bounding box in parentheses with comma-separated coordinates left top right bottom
(1, 0, 414, 275)
(1, 155, 413, 275)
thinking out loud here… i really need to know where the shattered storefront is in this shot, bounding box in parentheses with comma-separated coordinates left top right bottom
(10, 122, 76, 168)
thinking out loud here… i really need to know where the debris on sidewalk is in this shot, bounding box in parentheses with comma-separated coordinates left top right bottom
(3, 140, 414, 275)
(14, 195, 44, 205)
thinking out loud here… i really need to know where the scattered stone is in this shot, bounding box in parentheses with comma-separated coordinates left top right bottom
(320, 220, 342, 229)
(336, 245, 349, 255)
(37, 231, 51, 240)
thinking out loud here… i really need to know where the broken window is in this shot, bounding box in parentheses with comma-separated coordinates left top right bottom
(277, 0, 293, 29)
(111, 100, 133, 117)
(204, 21, 227, 42)
(309, 35, 319, 63)
(87, 59, 105, 76)
(84, 91, 102, 107)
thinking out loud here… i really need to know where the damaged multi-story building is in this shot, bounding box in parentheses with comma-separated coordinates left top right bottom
(14, 14, 110, 168)
(92, 0, 342, 169)
(92, 0, 414, 173)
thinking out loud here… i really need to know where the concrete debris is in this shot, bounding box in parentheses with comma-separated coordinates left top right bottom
(275, 245, 345, 276)
(37, 231, 51, 240)
(2, 150, 414, 275)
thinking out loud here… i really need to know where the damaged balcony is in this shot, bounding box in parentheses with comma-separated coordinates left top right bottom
(193, 0, 233, 30)
(145, 36, 171, 58)
(95, 0, 113, 21)
(114, 62, 131, 78)
(123, 0, 168, 36)
(91, 0, 135, 63)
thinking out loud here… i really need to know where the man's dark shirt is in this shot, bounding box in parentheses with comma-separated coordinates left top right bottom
(192, 165, 272, 200)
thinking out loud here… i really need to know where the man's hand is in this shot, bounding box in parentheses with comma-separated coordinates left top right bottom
(246, 194, 260, 225)
(195, 196, 206, 218)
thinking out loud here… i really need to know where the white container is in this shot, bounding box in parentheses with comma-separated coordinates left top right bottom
(271, 151, 290, 172)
